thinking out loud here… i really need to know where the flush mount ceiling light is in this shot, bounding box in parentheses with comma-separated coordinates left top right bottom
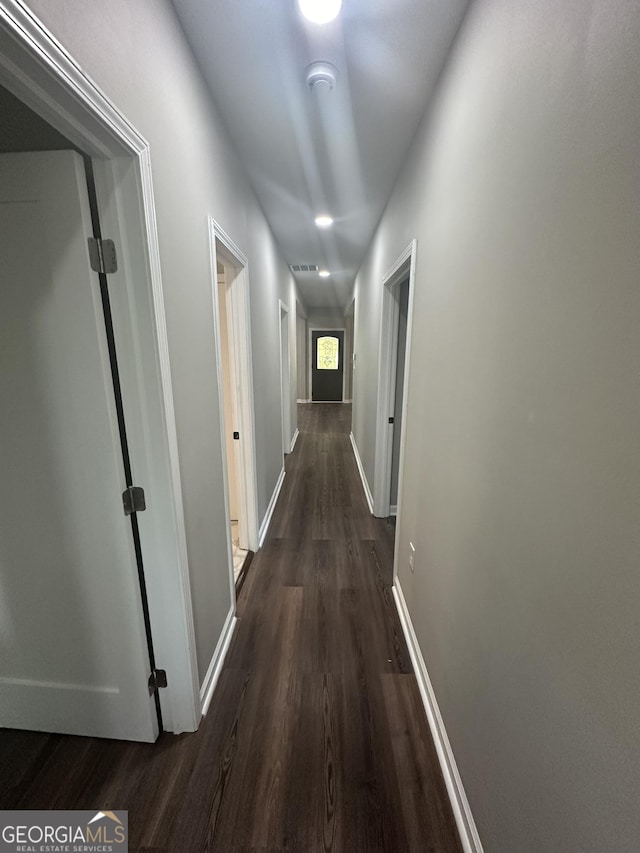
(315, 215, 333, 228)
(298, 0, 342, 24)
(319, 269, 331, 278)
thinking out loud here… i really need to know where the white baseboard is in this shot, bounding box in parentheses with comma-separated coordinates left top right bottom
(297, 398, 310, 403)
(392, 580, 483, 853)
(289, 428, 299, 453)
(389, 504, 398, 517)
(200, 606, 237, 717)
(349, 432, 374, 514)
(259, 466, 285, 546)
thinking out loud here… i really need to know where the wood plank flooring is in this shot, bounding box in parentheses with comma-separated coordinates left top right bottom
(0, 403, 462, 852)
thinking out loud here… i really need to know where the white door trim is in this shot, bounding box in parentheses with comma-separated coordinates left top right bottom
(0, 1, 200, 733)
(373, 240, 417, 528)
(344, 296, 356, 402)
(209, 218, 259, 553)
(278, 300, 292, 456)
(308, 325, 347, 402)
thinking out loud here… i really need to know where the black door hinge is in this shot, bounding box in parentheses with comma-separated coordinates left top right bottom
(388, 417, 394, 424)
(88, 237, 118, 274)
(122, 485, 146, 516)
(148, 669, 168, 696)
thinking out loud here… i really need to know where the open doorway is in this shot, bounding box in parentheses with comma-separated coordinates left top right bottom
(0, 146, 160, 742)
(209, 220, 259, 593)
(0, 32, 199, 737)
(217, 260, 249, 584)
(373, 241, 417, 523)
(309, 328, 346, 401)
(279, 301, 292, 458)
(389, 278, 409, 515)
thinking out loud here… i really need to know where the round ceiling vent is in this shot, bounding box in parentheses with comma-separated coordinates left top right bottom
(305, 62, 338, 94)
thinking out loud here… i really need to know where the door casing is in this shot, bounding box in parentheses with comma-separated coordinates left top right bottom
(0, 2, 200, 733)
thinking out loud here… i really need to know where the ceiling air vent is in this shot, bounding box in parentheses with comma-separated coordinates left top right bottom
(289, 264, 319, 272)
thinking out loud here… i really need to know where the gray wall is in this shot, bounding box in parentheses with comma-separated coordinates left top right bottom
(352, 0, 640, 849)
(23, 0, 300, 685)
(306, 309, 346, 329)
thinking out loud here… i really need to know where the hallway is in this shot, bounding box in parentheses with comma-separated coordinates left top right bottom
(0, 403, 460, 852)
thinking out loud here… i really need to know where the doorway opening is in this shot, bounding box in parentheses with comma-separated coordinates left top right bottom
(279, 300, 292, 458)
(389, 277, 409, 515)
(209, 219, 259, 594)
(310, 327, 345, 402)
(373, 240, 417, 526)
(217, 259, 249, 584)
(0, 7, 201, 735)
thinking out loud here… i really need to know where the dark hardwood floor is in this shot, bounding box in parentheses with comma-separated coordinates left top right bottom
(0, 403, 462, 852)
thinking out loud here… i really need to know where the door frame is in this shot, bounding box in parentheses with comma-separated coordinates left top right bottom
(295, 303, 308, 403)
(373, 240, 417, 523)
(344, 297, 356, 403)
(308, 325, 347, 402)
(209, 217, 260, 553)
(278, 300, 292, 456)
(0, 2, 200, 732)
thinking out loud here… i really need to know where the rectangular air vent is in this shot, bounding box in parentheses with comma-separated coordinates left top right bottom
(289, 264, 319, 273)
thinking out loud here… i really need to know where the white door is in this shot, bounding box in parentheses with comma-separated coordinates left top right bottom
(0, 150, 158, 741)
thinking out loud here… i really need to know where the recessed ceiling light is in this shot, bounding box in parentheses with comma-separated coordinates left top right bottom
(315, 215, 334, 228)
(298, 0, 342, 25)
(319, 270, 331, 278)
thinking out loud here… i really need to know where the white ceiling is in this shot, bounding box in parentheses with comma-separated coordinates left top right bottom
(171, 0, 469, 311)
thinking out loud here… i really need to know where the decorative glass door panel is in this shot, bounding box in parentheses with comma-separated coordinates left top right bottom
(317, 335, 340, 370)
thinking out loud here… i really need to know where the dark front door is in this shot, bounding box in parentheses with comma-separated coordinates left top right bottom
(312, 330, 344, 401)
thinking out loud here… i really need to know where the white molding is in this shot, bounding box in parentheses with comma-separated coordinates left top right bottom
(389, 504, 398, 517)
(200, 608, 237, 717)
(209, 218, 259, 553)
(259, 467, 286, 546)
(0, 0, 201, 733)
(290, 428, 300, 453)
(0, 2, 142, 158)
(393, 580, 484, 853)
(297, 398, 310, 404)
(210, 218, 248, 267)
(349, 432, 374, 515)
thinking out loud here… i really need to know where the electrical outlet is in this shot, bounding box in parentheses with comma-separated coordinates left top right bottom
(409, 541, 415, 573)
